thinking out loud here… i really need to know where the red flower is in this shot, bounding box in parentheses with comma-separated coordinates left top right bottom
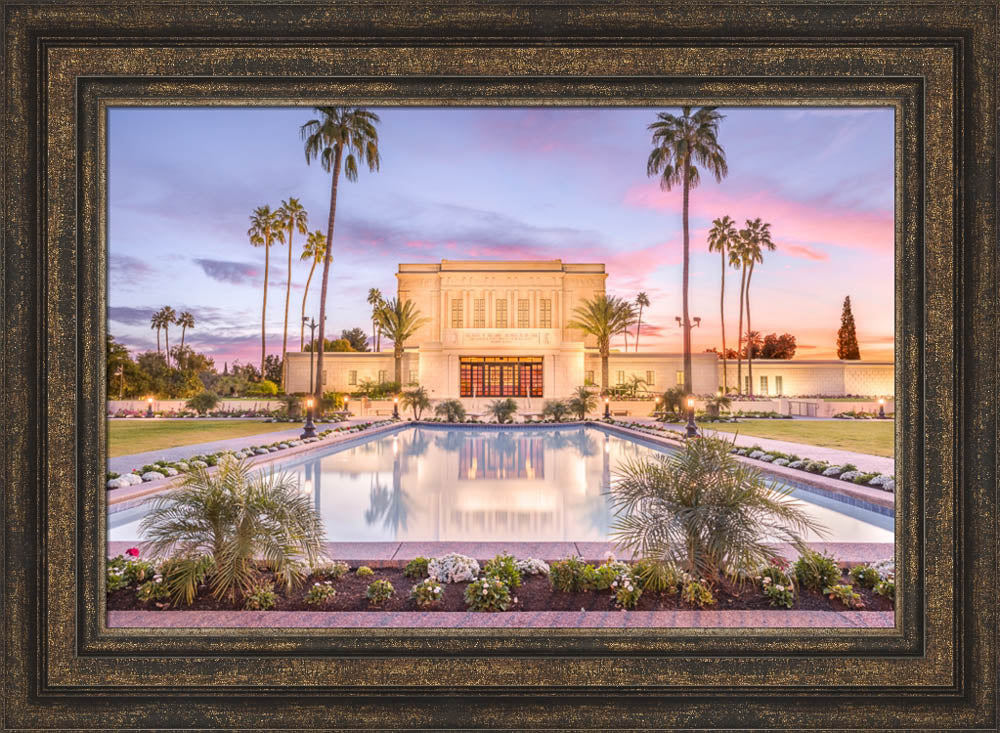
(770, 556, 790, 570)
(125, 547, 140, 557)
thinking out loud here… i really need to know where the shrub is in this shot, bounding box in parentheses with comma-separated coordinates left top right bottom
(410, 578, 444, 608)
(433, 399, 467, 423)
(136, 575, 170, 603)
(355, 565, 374, 578)
(805, 460, 829, 474)
(403, 557, 430, 579)
(138, 456, 326, 605)
(609, 437, 824, 584)
(304, 580, 337, 606)
(631, 559, 681, 593)
(464, 575, 512, 611)
(312, 560, 349, 580)
(516, 558, 550, 576)
(793, 550, 842, 592)
(244, 583, 277, 610)
(610, 572, 642, 609)
(849, 565, 880, 589)
(366, 579, 395, 605)
(485, 397, 519, 424)
(427, 553, 480, 583)
(549, 556, 589, 593)
(760, 566, 796, 608)
(681, 578, 716, 608)
(541, 399, 570, 422)
(875, 578, 895, 601)
(106, 553, 156, 591)
(482, 553, 523, 589)
(185, 391, 220, 415)
(246, 379, 279, 397)
(824, 583, 864, 609)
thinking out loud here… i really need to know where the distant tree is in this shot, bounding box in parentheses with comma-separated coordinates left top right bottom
(367, 288, 384, 351)
(374, 297, 429, 385)
(707, 215, 738, 392)
(298, 229, 326, 349)
(705, 346, 740, 360)
(185, 391, 220, 415)
(634, 292, 650, 352)
(303, 338, 355, 352)
(177, 311, 195, 353)
(248, 205, 285, 377)
(743, 330, 764, 359)
(341, 327, 371, 352)
(276, 197, 309, 390)
(759, 333, 797, 360)
(837, 296, 861, 360)
(739, 218, 776, 396)
(263, 354, 284, 385)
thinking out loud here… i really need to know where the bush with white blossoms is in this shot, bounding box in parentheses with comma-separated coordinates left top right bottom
(136, 572, 170, 602)
(838, 470, 863, 482)
(610, 571, 642, 609)
(748, 450, 766, 460)
(464, 575, 513, 612)
(428, 553, 480, 584)
(822, 465, 845, 477)
(787, 460, 806, 469)
(140, 471, 166, 482)
(304, 580, 337, 606)
(761, 574, 795, 609)
(759, 454, 775, 462)
(410, 577, 444, 608)
(515, 557, 550, 576)
(772, 458, 790, 467)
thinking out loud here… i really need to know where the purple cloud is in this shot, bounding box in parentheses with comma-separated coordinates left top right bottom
(194, 258, 262, 285)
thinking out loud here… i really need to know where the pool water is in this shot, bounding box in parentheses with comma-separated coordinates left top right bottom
(108, 425, 894, 543)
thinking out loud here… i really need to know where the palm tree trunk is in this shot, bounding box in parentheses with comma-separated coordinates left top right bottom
(281, 227, 294, 391)
(315, 148, 343, 400)
(371, 319, 376, 352)
(300, 259, 317, 350)
(736, 264, 747, 395)
(746, 262, 755, 397)
(394, 346, 402, 385)
(624, 329, 629, 351)
(156, 327, 161, 356)
(261, 231, 270, 379)
(720, 249, 727, 393)
(681, 161, 692, 394)
(601, 350, 609, 394)
(164, 326, 170, 368)
(180, 326, 186, 353)
(635, 305, 643, 352)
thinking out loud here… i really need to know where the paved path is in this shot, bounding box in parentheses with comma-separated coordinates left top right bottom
(108, 418, 373, 475)
(628, 417, 895, 475)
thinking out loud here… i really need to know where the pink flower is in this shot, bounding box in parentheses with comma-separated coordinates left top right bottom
(125, 547, 140, 557)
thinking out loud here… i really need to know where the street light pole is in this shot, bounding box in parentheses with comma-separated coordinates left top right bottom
(392, 395, 400, 419)
(145, 396, 154, 418)
(603, 396, 611, 420)
(301, 396, 317, 439)
(685, 396, 698, 438)
(878, 397, 886, 419)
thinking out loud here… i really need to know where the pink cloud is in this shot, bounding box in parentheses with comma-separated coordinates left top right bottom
(623, 183, 893, 255)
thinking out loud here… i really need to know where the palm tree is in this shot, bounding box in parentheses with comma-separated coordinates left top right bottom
(300, 106, 381, 400)
(298, 229, 326, 349)
(609, 436, 823, 585)
(139, 456, 327, 605)
(568, 294, 636, 394)
(705, 392, 733, 418)
(367, 287, 384, 352)
(707, 215, 738, 393)
(634, 292, 650, 352)
(647, 106, 728, 393)
(434, 399, 467, 423)
(567, 385, 598, 420)
(373, 297, 429, 385)
(739, 218, 775, 397)
(248, 205, 285, 379)
(542, 399, 570, 422)
(485, 397, 519, 424)
(276, 197, 309, 390)
(160, 306, 177, 367)
(400, 385, 431, 420)
(177, 311, 195, 353)
(150, 309, 165, 357)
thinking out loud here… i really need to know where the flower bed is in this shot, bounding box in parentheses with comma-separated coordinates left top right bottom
(106, 419, 397, 488)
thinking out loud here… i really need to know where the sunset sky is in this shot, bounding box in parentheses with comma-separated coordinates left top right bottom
(108, 106, 894, 366)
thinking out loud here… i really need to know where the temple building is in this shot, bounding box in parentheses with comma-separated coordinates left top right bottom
(283, 260, 893, 402)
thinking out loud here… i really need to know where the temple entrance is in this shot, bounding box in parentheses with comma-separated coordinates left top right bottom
(459, 356, 543, 398)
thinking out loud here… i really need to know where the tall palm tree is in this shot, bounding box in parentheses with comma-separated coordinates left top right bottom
(730, 234, 750, 395)
(740, 218, 775, 397)
(634, 292, 650, 351)
(373, 297, 429, 385)
(248, 205, 285, 379)
(276, 198, 309, 390)
(707, 215, 738, 393)
(160, 306, 177, 367)
(177, 311, 195, 353)
(568, 294, 636, 394)
(647, 106, 728, 393)
(150, 309, 165, 357)
(367, 287, 384, 352)
(300, 107, 381, 400)
(298, 229, 326, 349)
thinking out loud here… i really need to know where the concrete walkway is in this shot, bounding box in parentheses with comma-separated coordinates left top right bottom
(628, 417, 895, 475)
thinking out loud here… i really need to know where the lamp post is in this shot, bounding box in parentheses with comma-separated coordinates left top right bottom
(145, 396, 154, 418)
(603, 396, 611, 420)
(878, 397, 886, 419)
(301, 396, 317, 439)
(654, 395, 661, 418)
(115, 365, 124, 401)
(343, 395, 351, 418)
(685, 396, 698, 438)
(392, 395, 400, 419)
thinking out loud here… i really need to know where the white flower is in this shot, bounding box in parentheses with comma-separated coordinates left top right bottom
(482, 588, 488, 595)
(776, 585, 785, 592)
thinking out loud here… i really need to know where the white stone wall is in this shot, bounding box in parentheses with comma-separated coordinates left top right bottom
(718, 360, 894, 397)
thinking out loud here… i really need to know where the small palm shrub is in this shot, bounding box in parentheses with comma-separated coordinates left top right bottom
(541, 399, 570, 422)
(400, 386, 431, 419)
(549, 556, 589, 592)
(485, 397, 519, 424)
(410, 578, 444, 608)
(567, 386, 597, 419)
(482, 553, 522, 589)
(681, 578, 716, 608)
(610, 436, 824, 585)
(824, 583, 864, 609)
(304, 580, 337, 606)
(366, 579, 394, 605)
(403, 557, 430, 579)
(244, 582, 277, 610)
(465, 575, 513, 611)
(355, 565, 375, 578)
(138, 457, 326, 605)
(793, 550, 842, 592)
(433, 399, 467, 423)
(849, 565, 880, 589)
(632, 559, 681, 593)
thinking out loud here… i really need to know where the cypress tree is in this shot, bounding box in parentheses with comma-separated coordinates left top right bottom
(837, 296, 861, 360)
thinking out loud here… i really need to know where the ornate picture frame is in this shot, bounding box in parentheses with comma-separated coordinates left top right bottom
(3, 2, 996, 729)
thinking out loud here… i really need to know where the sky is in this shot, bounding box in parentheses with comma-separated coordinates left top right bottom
(108, 105, 895, 366)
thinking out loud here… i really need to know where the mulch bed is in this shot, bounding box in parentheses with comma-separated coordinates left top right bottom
(107, 567, 894, 613)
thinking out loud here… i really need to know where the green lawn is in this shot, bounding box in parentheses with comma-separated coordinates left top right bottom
(108, 420, 297, 458)
(698, 419, 894, 458)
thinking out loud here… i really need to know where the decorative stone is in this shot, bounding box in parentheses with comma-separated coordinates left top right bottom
(255, 448, 269, 455)
(822, 466, 845, 477)
(191, 460, 208, 468)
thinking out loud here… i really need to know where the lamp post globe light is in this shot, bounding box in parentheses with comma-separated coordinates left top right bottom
(392, 395, 399, 419)
(145, 396, 154, 418)
(685, 396, 698, 439)
(878, 397, 886, 419)
(343, 395, 350, 418)
(603, 396, 611, 420)
(301, 396, 317, 439)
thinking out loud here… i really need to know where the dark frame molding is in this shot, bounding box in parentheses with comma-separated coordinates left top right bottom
(3, 3, 996, 729)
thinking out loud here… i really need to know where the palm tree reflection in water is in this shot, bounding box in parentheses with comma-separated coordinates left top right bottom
(364, 449, 412, 534)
